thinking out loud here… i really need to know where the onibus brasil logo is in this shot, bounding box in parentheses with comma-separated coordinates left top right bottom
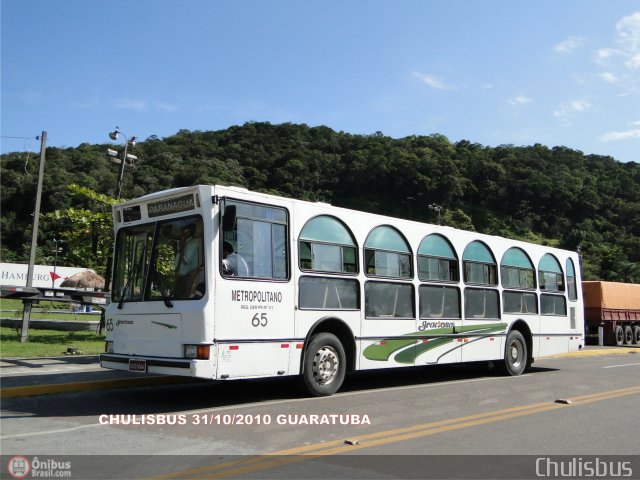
(7, 456, 72, 478)
(7, 456, 30, 479)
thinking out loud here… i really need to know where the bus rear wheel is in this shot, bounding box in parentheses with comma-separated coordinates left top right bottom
(501, 330, 528, 376)
(301, 332, 346, 397)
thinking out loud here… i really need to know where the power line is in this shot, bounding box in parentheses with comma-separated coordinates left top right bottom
(0, 136, 38, 174)
(0, 135, 39, 139)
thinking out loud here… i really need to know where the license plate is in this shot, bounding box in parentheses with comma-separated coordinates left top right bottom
(128, 359, 147, 373)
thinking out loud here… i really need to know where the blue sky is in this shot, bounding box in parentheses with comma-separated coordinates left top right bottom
(2, 0, 639, 163)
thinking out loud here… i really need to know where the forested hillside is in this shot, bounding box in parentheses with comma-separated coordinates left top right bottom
(1, 122, 639, 281)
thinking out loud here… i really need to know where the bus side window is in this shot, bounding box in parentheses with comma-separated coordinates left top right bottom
(221, 200, 289, 280)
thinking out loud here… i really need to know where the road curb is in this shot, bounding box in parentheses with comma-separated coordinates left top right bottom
(1, 375, 194, 399)
(547, 347, 639, 358)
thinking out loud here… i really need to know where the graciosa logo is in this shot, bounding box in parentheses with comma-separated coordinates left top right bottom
(7, 456, 30, 479)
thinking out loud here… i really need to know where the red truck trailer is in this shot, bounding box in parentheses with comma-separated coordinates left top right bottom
(582, 281, 640, 346)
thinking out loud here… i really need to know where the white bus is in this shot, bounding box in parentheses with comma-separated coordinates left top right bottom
(101, 185, 584, 396)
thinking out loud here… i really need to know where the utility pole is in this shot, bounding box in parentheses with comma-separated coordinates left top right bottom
(20, 131, 47, 343)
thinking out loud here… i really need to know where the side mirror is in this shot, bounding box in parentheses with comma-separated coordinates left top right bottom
(222, 205, 236, 232)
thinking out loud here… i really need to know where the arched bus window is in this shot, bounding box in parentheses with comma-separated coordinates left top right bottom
(566, 258, 578, 301)
(539, 254, 567, 316)
(463, 241, 499, 319)
(418, 234, 460, 320)
(299, 215, 357, 274)
(463, 241, 497, 285)
(539, 254, 564, 292)
(364, 226, 414, 319)
(501, 247, 537, 315)
(418, 234, 459, 282)
(364, 226, 412, 278)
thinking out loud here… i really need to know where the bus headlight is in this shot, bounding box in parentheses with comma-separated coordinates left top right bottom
(185, 345, 210, 360)
(105, 341, 114, 353)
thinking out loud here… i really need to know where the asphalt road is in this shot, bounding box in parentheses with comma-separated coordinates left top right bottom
(1, 352, 639, 479)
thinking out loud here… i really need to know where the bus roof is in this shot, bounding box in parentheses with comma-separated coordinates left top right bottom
(114, 184, 578, 259)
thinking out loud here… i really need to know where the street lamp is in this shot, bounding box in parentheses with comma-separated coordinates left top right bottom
(428, 203, 443, 225)
(108, 127, 137, 199)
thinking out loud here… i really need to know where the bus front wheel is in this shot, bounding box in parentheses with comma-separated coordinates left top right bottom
(501, 330, 528, 376)
(301, 332, 346, 397)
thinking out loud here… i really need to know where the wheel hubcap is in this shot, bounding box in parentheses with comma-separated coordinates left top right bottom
(509, 341, 522, 367)
(312, 346, 339, 385)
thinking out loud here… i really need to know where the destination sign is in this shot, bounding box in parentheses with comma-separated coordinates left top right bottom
(148, 194, 195, 217)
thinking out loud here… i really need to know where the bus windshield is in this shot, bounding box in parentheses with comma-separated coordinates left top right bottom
(112, 216, 205, 303)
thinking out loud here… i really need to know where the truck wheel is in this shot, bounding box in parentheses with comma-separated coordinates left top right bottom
(301, 333, 346, 397)
(633, 326, 640, 345)
(501, 330, 527, 376)
(623, 326, 634, 345)
(614, 325, 625, 346)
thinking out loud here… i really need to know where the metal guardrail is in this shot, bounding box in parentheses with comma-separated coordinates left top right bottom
(1, 285, 110, 339)
(0, 285, 110, 305)
(0, 309, 101, 316)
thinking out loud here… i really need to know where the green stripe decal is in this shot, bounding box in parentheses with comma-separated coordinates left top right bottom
(394, 337, 452, 364)
(363, 323, 507, 363)
(363, 325, 456, 361)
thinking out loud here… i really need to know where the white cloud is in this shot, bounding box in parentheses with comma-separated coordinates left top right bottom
(616, 11, 640, 51)
(624, 53, 640, 69)
(509, 95, 534, 106)
(595, 47, 617, 65)
(68, 99, 104, 110)
(553, 99, 591, 119)
(413, 72, 456, 90)
(600, 128, 640, 142)
(114, 98, 147, 112)
(154, 102, 179, 112)
(596, 11, 640, 70)
(599, 72, 618, 83)
(554, 36, 586, 55)
(10, 90, 44, 105)
(111, 98, 180, 112)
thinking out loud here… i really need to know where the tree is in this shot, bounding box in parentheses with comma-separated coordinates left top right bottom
(42, 185, 116, 275)
(1, 122, 638, 281)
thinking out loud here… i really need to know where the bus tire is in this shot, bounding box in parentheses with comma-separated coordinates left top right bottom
(623, 325, 633, 345)
(301, 332, 346, 397)
(614, 325, 625, 346)
(501, 330, 527, 376)
(633, 326, 640, 345)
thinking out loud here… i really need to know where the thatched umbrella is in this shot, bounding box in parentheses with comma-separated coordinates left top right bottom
(60, 271, 105, 290)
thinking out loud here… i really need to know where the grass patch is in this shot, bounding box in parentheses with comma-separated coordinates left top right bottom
(0, 326, 105, 358)
(0, 298, 101, 321)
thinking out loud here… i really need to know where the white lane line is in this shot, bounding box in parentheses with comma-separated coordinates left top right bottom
(602, 362, 640, 369)
(0, 423, 100, 440)
(1, 368, 103, 376)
